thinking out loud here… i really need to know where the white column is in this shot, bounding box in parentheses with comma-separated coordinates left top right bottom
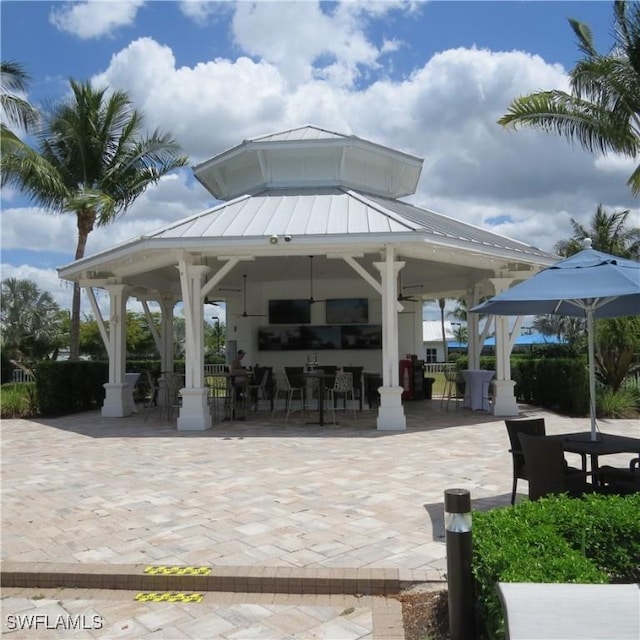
(489, 278, 519, 416)
(176, 260, 211, 431)
(373, 246, 406, 431)
(158, 297, 175, 375)
(465, 288, 481, 370)
(101, 284, 130, 417)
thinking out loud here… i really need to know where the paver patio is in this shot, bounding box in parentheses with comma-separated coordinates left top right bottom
(1, 402, 637, 638)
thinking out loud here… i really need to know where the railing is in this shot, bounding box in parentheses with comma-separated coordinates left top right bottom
(424, 363, 457, 374)
(203, 363, 228, 375)
(12, 369, 35, 383)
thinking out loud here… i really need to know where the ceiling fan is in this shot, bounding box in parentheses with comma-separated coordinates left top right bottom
(397, 272, 423, 303)
(235, 274, 267, 318)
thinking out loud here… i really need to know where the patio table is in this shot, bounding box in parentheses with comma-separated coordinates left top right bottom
(462, 369, 494, 411)
(546, 431, 640, 485)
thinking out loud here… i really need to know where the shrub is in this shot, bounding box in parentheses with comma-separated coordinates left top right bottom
(36, 361, 108, 415)
(597, 385, 640, 418)
(472, 493, 640, 639)
(0, 382, 37, 418)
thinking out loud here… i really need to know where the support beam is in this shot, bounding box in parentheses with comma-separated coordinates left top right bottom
(100, 284, 130, 417)
(489, 278, 519, 416)
(176, 259, 211, 431)
(373, 246, 406, 431)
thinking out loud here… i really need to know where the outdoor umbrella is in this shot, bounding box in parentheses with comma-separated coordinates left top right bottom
(470, 242, 640, 441)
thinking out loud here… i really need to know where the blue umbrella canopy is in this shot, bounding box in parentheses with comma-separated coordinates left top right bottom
(471, 247, 640, 319)
(470, 244, 640, 440)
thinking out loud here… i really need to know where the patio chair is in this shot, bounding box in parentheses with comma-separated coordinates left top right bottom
(504, 418, 546, 505)
(325, 371, 356, 424)
(519, 433, 591, 501)
(272, 370, 304, 421)
(142, 370, 159, 421)
(599, 457, 640, 495)
(205, 374, 233, 422)
(247, 366, 272, 411)
(441, 367, 464, 410)
(343, 366, 364, 410)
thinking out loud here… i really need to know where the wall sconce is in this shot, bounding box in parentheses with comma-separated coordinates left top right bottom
(269, 235, 278, 244)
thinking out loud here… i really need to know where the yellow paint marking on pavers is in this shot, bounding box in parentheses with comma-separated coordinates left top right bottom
(135, 592, 204, 603)
(143, 565, 211, 575)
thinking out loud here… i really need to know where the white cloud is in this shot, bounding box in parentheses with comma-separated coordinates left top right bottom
(231, 1, 413, 88)
(50, 0, 146, 39)
(178, 0, 231, 25)
(6, 1, 637, 315)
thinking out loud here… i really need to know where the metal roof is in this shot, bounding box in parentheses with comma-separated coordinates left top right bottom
(58, 126, 559, 297)
(143, 186, 553, 261)
(250, 125, 350, 142)
(423, 321, 455, 342)
(192, 125, 423, 200)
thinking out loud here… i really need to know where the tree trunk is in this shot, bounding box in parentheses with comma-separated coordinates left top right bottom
(439, 298, 447, 362)
(69, 209, 94, 361)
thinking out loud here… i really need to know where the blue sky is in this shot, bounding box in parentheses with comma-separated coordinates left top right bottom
(1, 1, 636, 321)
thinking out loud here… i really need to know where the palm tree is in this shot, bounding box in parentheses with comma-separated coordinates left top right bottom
(499, 1, 640, 195)
(0, 278, 63, 371)
(1, 60, 39, 150)
(545, 203, 640, 391)
(554, 204, 640, 258)
(437, 298, 448, 361)
(1, 79, 188, 359)
(1, 61, 38, 132)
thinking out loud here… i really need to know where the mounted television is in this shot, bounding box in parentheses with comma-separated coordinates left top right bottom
(341, 324, 382, 350)
(258, 326, 303, 351)
(325, 298, 368, 324)
(268, 299, 311, 325)
(300, 326, 341, 350)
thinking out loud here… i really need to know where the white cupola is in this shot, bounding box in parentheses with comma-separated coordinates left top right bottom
(192, 124, 423, 201)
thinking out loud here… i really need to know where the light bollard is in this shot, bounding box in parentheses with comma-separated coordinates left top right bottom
(445, 488, 475, 640)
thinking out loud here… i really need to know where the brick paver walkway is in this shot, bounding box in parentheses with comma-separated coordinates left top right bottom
(2, 402, 637, 638)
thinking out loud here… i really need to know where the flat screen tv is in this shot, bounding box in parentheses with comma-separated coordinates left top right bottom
(341, 324, 382, 350)
(268, 299, 311, 325)
(325, 298, 368, 324)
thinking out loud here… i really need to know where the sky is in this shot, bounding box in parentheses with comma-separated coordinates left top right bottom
(1, 0, 638, 324)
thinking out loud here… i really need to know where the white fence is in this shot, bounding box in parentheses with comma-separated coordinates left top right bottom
(203, 364, 228, 375)
(12, 369, 35, 383)
(424, 363, 457, 374)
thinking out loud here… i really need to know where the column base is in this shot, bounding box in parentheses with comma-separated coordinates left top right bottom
(376, 386, 406, 431)
(491, 379, 519, 416)
(177, 388, 212, 431)
(102, 383, 130, 418)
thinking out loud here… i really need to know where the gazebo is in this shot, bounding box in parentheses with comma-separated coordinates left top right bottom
(58, 125, 558, 431)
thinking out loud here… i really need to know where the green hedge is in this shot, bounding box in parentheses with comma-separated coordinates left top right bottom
(472, 493, 640, 639)
(36, 361, 109, 416)
(34, 360, 187, 416)
(511, 357, 589, 415)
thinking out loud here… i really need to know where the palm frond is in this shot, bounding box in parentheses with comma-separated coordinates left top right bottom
(499, 90, 638, 156)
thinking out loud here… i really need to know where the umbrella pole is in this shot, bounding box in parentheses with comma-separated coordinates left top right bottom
(587, 309, 598, 441)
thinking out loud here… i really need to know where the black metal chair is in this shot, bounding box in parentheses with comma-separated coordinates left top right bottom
(504, 418, 546, 505)
(519, 433, 591, 501)
(247, 366, 272, 411)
